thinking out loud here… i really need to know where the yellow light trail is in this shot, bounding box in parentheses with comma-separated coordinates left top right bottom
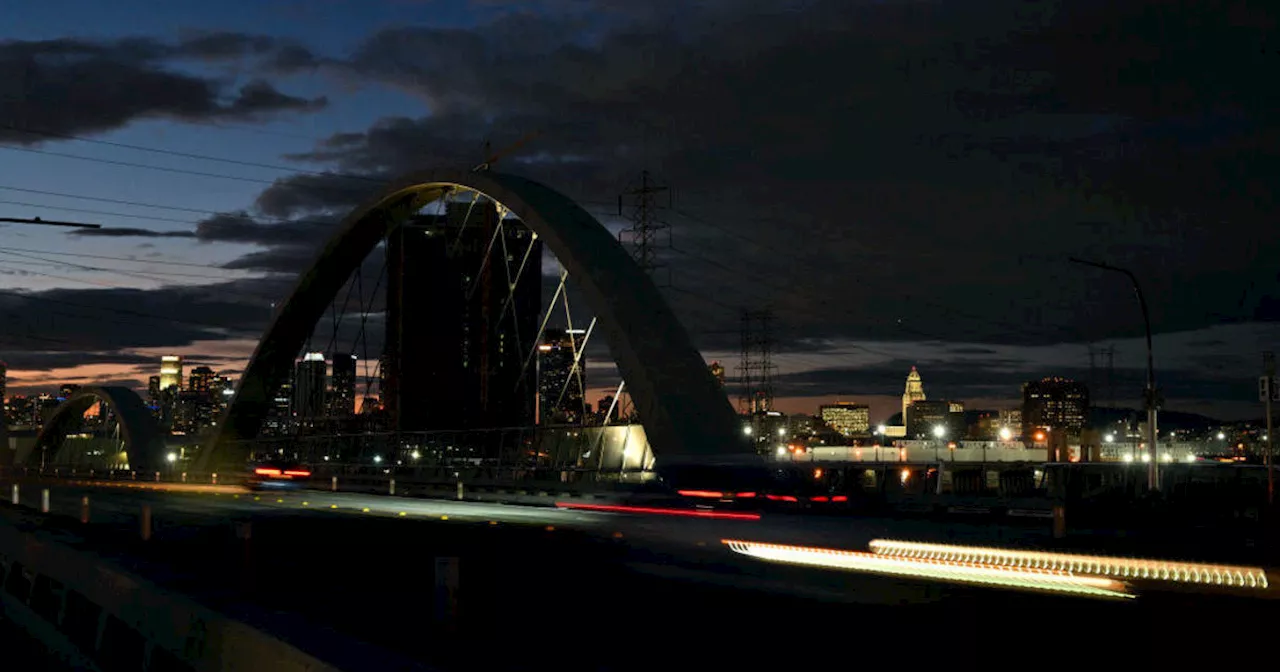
(722, 539, 1133, 600)
(868, 539, 1270, 590)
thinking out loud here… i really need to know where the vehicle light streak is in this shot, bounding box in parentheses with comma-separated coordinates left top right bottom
(677, 490, 725, 498)
(868, 539, 1270, 590)
(555, 502, 760, 520)
(722, 539, 1133, 600)
(253, 468, 281, 476)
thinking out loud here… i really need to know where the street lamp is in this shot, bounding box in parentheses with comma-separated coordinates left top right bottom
(876, 424, 887, 436)
(777, 427, 787, 437)
(999, 427, 1013, 442)
(743, 425, 753, 436)
(1104, 433, 1115, 443)
(932, 425, 946, 439)
(1070, 256, 1160, 490)
(165, 452, 177, 463)
(1217, 432, 1226, 441)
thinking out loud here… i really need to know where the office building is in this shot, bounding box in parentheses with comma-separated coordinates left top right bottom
(293, 352, 327, 421)
(383, 200, 542, 432)
(188, 366, 216, 396)
(906, 399, 965, 439)
(159, 355, 183, 391)
(999, 408, 1023, 437)
(328, 353, 358, 418)
(538, 328, 587, 425)
(1022, 377, 1089, 438)
(902, 366, 927, 420)
(820, 402, 870, 437)
(708, 361, 726, 387)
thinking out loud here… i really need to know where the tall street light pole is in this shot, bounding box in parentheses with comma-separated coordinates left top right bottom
(1069, 257, 1160, 491)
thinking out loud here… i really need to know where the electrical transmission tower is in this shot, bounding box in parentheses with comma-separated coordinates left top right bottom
(738, 309, 776, 414)
(618, 170, 672, 283)
(611, 170, 672, 422)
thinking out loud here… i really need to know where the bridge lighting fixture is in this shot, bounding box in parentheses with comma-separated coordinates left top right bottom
(876, 425, 886, 435)
(1185, 454, 1197, 463)
(165, 452, 177, 463)
(1217, 432, 1226, 440)
(1122, 454, 1134, 463)
(999, 427, 1013, 441)
(932, 425, 946, 439)
(411, 450, 421, 460)
(743, 426, 753, 436)
(1141, 453, 1151, 463)
(373, 455, 383, 464)
(1104, 433, 1115, 443)
(775, 446, 787, 457)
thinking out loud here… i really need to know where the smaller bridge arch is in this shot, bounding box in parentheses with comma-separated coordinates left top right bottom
(32, 386, 166, 472)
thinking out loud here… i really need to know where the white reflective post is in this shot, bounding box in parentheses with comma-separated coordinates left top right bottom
(10, 484, 17, 505)
(40, 489, 50, 513)
(80, 496, 90, 524)
(389, 479, 396, 496)
(331, 476, 338, 492)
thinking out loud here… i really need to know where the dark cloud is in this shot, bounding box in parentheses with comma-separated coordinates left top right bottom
(269, 0, 1277, 358)
(0, 36, 326, 144)
(70, 227, 195, 239)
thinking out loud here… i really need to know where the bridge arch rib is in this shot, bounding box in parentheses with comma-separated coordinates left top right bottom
(33, 386, 166, 471)
(206, 169, 744, 470)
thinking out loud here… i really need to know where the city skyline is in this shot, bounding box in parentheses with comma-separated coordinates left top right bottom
(0, 1, 1276, 421)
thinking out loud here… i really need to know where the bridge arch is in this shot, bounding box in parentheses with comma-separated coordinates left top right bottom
(206, 169, 743, 469)
(33, 386, 166, 471)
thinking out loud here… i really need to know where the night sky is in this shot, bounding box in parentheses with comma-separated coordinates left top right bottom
(0, 0, 1276, 423)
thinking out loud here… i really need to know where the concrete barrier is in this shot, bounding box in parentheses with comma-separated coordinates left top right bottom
(0, 509, 340, 672)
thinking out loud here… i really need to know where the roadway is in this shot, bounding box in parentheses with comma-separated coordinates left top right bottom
(2, 479, 1276, 669)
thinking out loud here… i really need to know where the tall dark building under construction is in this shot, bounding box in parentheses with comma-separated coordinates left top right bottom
(384, 200, 543, 432)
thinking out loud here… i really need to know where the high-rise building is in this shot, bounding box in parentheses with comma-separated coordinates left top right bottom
(708, 361, 726, 387)
(999, 408, 1023, 437)
(188, 366, 216, 396)
(293, 352, 327, 421)
(538, 328, 587, 425)
(383, 201, 542, 432)
(1022, 378, 1089, 438)
(159, 355, 183, 391)
(820, 402, 870, 437)
(906, 399, 965, 439)
(902, 366, 927, 420)
(147, 376, 161, 405)
(262, 379, 293, 435)
(328, 353, 357, 418)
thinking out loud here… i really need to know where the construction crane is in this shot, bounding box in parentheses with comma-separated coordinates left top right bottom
(473, 130, 542, 172)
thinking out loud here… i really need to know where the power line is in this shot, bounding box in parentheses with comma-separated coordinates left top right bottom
(0, 123, 385, 186)
(0, 246, 256, 272)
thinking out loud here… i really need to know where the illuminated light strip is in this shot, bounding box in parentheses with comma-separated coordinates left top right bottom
(555, 502, 761, 520)
(677, 490, 725, 498)
(723, 539, 1133, 600)
(868, 539, 1270, 590)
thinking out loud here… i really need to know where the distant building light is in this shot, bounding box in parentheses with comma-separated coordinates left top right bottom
(303, 352, 325, 362)
(537, 344, 553, 352)
(222, 389, 234, 396)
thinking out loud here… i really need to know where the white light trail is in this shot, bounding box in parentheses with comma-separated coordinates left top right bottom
(723, 539, 1133, 600)
(868, 539, 1270, 590)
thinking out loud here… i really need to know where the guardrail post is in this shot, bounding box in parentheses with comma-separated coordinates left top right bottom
(40, 489, 50, 513)
(140, 505, 152, 541)
(211, 473, 218, 485)
(457, 481, 464, 501)
(181, 472, 187, 483)
(11, 484, 17, 505)
(331, 476, 338, 492)
(155, 471, 161, 482)
(389, 479, 396, 496)
(80, 496, 90, 524)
